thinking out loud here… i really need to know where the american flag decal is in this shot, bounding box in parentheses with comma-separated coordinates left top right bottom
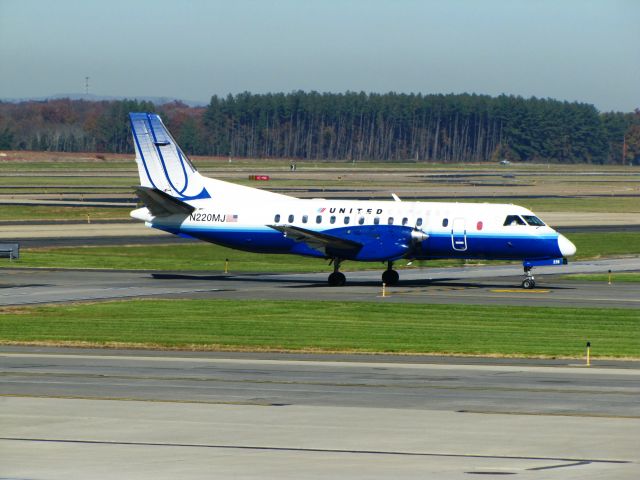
(226, 214, 238, 222)
(317, 207, 326, 213)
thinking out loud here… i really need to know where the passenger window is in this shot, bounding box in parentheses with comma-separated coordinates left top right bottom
(522, 215, 545, 227)
(416, 218, 423, 227)
(316, 215, 322, 224)
(288, 214, 294, 223)
(374, 217, 380, 225)
(442, 218, 448, 227)
(274, 214, 280, 223)
(344, 216, 350, 225)
(302, 215, 308, 224)
(504, 215, 526, 226)
(402, 217, 408, 226)
(358, 217, 365, 225)
(330, 216, 336, 224)
(388, 217, 394, 225)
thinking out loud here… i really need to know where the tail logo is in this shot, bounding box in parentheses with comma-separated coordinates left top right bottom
(130, 113, 210, 201)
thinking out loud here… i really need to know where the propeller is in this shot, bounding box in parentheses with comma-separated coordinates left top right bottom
(405, 221, 428, 262)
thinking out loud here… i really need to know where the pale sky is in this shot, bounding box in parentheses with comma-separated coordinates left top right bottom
(1, 0, 638, 112)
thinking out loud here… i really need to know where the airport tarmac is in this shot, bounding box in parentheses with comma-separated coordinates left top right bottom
(1, 215, 639, 478)
(1, 348, 639, 479)
(1, 257, 639, 308)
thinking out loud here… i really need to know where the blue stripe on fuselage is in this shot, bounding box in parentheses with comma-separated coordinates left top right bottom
(423, 232, 561, 260)
(153, 223, 562, 261)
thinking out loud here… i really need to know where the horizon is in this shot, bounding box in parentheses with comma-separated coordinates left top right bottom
(1, 90, 636, 114)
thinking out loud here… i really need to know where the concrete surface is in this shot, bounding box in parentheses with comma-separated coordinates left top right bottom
(1, 350, 639, 479)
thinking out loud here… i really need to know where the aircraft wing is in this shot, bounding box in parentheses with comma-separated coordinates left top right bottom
(268, 225, 362, 254)
(134, 186, 196, 216)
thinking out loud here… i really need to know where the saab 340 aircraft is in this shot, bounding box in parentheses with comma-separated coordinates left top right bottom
(129, 112, 576, 287)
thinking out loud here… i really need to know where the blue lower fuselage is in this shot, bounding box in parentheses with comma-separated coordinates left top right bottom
(158, 224, 563, 263)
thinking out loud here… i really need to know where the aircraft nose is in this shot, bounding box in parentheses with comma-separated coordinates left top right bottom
(558, 234, 576, 257)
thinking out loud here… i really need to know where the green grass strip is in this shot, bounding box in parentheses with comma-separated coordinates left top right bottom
(0, 176, 136, 186)
(0, 206, 130, 221)
(1, 300, 638, 358)
(563, 273, 640, 283)
(568, 232, 640, 259)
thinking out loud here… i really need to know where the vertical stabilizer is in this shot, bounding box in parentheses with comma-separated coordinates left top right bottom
(129, 112, 210, 200)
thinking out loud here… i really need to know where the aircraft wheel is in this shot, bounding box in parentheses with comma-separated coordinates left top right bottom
(328, 271, 346, 286)
(522, 278, 535, 289)
(382, 269, 400, 285)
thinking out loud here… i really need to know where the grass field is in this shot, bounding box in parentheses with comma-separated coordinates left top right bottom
(0, 299, 637, 358)
(0, 205, 130, 221)
(565, 232, 640, 259)
(3, 153, 639, 219)
(0, 176, 137, 187)
(3, 162, 134, 171)
(4, 231, 637, 271)
(563, 273, 640, 283)
(3, 151, 638, 171)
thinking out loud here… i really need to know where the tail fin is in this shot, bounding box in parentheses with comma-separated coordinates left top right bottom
(129, 112, 210, 200)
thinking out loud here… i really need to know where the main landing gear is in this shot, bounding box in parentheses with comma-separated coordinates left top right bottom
(327, 259, 400, 287)
(522, 266, 536, 289)
(328, 259, 346, 286)
(382, 261, 399, 285)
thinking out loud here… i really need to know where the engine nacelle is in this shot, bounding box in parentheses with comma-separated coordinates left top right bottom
(325, 225, 426, 262)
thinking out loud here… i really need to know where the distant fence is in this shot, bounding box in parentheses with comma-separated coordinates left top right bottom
(0, 243, 19, 260)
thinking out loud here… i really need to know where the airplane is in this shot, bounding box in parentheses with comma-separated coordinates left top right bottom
(128, 112, 576, 288)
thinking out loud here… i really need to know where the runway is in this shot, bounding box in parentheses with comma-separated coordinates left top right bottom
(1, 348, 639, 479)
(2, 257, 640, 308)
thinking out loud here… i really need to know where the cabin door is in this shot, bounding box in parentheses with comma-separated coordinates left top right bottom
(451, 218, 467, 252)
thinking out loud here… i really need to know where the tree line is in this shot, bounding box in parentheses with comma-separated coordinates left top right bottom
(0, 92, 638, 164)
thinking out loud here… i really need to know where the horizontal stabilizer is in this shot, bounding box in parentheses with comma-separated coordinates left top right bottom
(269, 224, 362, 254)
(134, 186, 196, 217)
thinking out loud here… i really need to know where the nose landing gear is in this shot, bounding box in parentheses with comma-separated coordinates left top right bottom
(522, 266, 536, 289)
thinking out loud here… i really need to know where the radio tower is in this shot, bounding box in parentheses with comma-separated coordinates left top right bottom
(85, 76, 90, 96)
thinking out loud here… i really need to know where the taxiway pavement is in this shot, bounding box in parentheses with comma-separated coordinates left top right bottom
(1, 348, 638, 479)
(1, 257, 639, 308)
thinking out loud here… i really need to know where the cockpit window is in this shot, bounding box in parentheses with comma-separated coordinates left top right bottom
(503, 215, 526, 226)
(522, 215, 545, 227)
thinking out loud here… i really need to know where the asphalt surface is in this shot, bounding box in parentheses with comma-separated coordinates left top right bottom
(1, 348, 639, 479)
(1, 257, 639, 308)
(1, 348, 638, 414)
